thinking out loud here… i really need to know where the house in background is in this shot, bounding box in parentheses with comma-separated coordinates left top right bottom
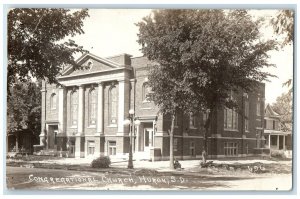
(34, 53, 266, 160)
(263, 104, 292, 151)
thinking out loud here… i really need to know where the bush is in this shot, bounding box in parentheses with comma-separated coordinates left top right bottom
(271, 150, 286, 159)
(90, 156, 111, 168)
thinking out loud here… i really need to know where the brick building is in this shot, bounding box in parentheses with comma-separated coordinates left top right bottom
(37, 53, 266, 160)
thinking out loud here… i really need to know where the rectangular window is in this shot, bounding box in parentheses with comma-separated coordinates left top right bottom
(189, 113, 196, 128)
(109, 86, 118, 125)
(89, 89, 97, 126)
(224, 108, 238, 130)
(257, 97, 261, 116)
(273, 120, 276, 130)
(245, 119, 249, 132)
(108, 141, 116, 156)
(264, 119, 267, 129)
(71, 91, 78, 126)
(245, 101, 249, 117)
(224, 142, 238, 156)
(190, 141, 195, 156)
(174, 138, 178, 152)
(87, 141, 95, 155)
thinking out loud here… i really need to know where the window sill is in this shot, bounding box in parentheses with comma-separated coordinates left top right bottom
(245, 130, 250, 133)
(224, 128, 239, 132)
(69, 126, 77, 129)
(189, 127, 197, 130)
(141, 107, 152, 110)
(87, 125, 96, 129)
(142, 100, 151, 104)
(107, 124, 118, 128)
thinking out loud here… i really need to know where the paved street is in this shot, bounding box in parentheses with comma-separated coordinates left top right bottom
(6, 165, 292, 191)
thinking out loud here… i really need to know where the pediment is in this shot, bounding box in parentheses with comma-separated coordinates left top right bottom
(61, 53, 122, 77)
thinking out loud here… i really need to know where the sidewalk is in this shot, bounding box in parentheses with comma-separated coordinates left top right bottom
(7, 156, 291, 172)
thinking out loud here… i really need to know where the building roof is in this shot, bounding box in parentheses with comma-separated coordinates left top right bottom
(265, 103, 280, 118)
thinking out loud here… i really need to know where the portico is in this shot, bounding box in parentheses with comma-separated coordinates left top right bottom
(40, 53, 133, 158)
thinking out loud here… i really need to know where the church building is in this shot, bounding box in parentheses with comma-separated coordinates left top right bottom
(37, 53, 266, 160)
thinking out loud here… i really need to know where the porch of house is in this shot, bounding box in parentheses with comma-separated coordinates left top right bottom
(264, 132, 291, 151)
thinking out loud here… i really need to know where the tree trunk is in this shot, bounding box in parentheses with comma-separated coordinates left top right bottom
(169, 114, 175, 169)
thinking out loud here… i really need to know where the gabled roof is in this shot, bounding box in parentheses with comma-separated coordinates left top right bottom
(265, 104, 280, 118)
(60, 53, 125, 77)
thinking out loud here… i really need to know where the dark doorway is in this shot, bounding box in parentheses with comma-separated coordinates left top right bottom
(48, 125, 58, 149)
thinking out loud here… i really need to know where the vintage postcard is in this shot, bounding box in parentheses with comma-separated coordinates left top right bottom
(5, 7, 293, 191)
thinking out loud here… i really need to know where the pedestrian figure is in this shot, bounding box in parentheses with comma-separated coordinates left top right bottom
(174, 159, 181, 169)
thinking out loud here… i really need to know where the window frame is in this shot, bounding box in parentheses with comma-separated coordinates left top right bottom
(257, 97, 261, 116)
(224, 107, 238, 131)
(189, 113, 197, 129)
(87, 141, 95, 155)
(224, 142, 238, 156)
(190, 141, 196, 156)
(50, 93, 57, 110)
(88, 88, 97, 126)
(108, 141, 117, 156)
(174, 138, 178, 152)
(108, 85, 118, 125)
(142, 82, 151, 102)
(70, 90, 78, 127)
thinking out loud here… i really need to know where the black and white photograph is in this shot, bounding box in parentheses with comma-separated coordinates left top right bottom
(4, 6, 294, 192)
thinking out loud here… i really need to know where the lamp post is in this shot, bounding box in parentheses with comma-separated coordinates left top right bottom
(124, 109, 140, 169)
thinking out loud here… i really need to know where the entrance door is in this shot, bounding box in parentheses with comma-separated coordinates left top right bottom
(144, 128, 154, 152)
(48, 125, 58, 149)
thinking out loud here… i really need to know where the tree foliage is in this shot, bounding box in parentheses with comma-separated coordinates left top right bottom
(7, 80, 41, 139)
(271, 10, 294, 46)
(137, 9, 277, 163)
(8, 8, 89, 86)
(272, 92, 293, 132)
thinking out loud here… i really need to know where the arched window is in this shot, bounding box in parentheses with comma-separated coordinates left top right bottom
(89, 88, 97, 126)
(142, 82, 151, 102)
(70, 91, 78, 126)
(108, 86, 117, 125)
(50, 93, 57, 110)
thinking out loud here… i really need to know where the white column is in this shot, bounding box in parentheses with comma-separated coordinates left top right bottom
(40, 86, 47, 145)
(277, 135, 280, 150)
(136, 125, 140, 151)
(97, 82, 104, 135)
(77, 85, 85, 135)
(268, 134, 271, 149)
(58, 86, 66, 135)
(152, 120, 156, 147)
(118, 80, 125, 134)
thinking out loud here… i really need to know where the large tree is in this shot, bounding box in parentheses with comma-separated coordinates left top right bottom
(271, 10, 294, 46)
(146, 63, 193, 169)
(271, 10, 294, 94)
(137, 9, 277, 164)
(272, 92, 292, 132)
(7, 80, 41, 151)
(8, 8, 89, 86)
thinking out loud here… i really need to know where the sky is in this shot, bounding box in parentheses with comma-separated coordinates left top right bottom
(68, 9, 293, 105)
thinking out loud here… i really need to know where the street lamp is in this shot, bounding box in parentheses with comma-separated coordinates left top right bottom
(124, 109, 140, 169)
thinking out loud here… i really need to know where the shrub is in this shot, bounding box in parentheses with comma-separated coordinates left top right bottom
(271, 150, 286, 159)
(90, 156, 111, 168)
